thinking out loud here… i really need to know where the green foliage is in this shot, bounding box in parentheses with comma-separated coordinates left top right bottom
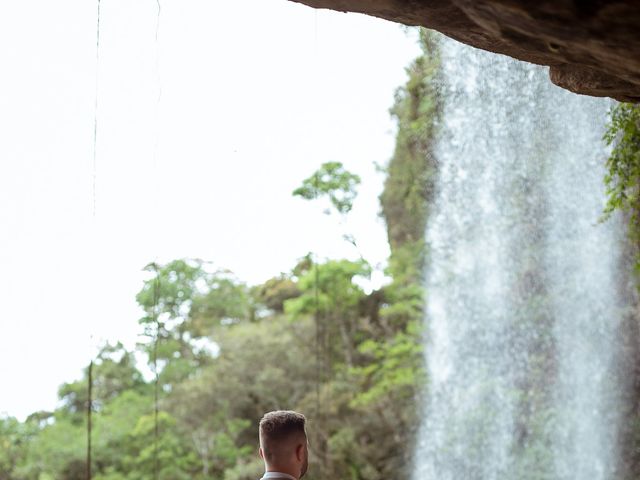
(286, 259, 371, 319)
(380, 29, 440, 252)
(135, 259, 253, 386)
(293, 161, 361, 215)
(222, 458, 264, 480)
(255, 275, 301, 313)
(137, 260, 253, 336)
(351, 320, 424, 408)
(373, 35, 440, 437)
(381, 240, 426, 330)
(604, 103, 640, 215)
(57, 343, 144, 423)
(603, 103, 640, 269)
(123, 411, 198, 479)
(358, 29, 440, 478)
(20, 415, 85, 479)
(0, 416, 34, 480)
(3, 245, 424, 480)
(189, 271, 254, 331)
(286, 258, 371, 368)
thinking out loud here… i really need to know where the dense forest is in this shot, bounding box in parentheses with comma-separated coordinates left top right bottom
(2, 27, 640, 480)
(0, 31, 439, 480)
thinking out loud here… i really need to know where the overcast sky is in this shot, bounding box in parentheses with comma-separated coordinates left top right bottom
(0, 0, 420, 420)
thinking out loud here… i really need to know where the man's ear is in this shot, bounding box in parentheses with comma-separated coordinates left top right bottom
(259, 447, 264, 460)
(296, 443, 304, 461)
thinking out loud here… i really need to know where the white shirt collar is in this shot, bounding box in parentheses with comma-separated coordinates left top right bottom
(262, 472, 297, 480)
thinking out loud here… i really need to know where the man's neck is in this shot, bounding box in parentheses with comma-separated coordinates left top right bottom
(263, 470, 297, 480)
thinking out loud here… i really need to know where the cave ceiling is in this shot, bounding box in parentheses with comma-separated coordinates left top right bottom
(289, 0, 640, 102)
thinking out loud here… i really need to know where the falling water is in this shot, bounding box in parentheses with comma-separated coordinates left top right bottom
(413, 37, 625, 480)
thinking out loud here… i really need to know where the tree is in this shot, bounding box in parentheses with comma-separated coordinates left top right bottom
(254, 275, 301, 313)
(293, 161, 361, 215)
(136, 259, 254, 386)
(165, 315, 317, 478)
(119, 411, 198, 479)
(189, 270, 254, 333)
(58, 342, 145, 419)
(0, 416, 34, 479)
(286, 259, 371, 369)
(19, 415, 85, 479)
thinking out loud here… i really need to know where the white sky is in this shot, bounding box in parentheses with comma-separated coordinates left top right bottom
(0, 0, 420, 420)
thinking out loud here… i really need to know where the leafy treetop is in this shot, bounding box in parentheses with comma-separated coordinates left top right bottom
(293, 161, 361, 215)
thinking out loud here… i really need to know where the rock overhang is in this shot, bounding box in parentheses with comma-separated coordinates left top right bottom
(289, 0, 640, 102)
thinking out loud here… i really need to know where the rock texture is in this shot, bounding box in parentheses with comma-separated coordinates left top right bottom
(289, 0, 640, 102)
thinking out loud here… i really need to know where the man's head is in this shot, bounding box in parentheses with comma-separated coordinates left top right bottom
(259, 410, 308, 479)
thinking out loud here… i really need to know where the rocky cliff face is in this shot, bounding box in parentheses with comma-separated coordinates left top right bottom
(289, 0, 640, 102)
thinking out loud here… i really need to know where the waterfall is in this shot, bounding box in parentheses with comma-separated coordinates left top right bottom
(413, 37, 625, 480)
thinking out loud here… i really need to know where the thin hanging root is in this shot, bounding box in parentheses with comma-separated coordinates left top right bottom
(92, 0, 101, 219)
(87, 1, 101, 478)
(152, 1, 161, 478)
(152, 263, 161, 480)
(87, 359, 93, 480)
